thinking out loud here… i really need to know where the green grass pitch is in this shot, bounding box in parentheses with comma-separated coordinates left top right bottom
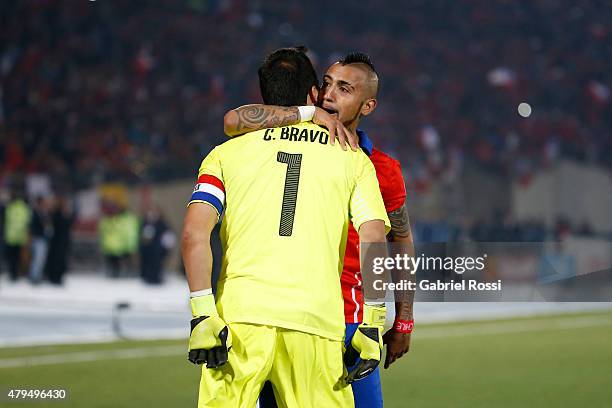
(1, 310, 611, 407)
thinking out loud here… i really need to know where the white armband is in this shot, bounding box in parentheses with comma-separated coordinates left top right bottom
(298, 106, 316, 122)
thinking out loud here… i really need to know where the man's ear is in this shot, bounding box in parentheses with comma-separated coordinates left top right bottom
(308, 86, 319, 105)
(360, 98, 377, 117)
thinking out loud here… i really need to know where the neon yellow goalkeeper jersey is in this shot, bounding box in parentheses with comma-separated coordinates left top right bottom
(189, 122, 390, 341)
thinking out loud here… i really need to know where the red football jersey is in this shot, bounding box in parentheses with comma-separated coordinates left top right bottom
(341, 147, 407, 323)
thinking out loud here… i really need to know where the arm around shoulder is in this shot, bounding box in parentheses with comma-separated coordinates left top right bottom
(223, 104, 300, 137)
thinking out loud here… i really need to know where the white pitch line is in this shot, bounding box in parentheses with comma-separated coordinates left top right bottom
(416, 315, 612, 339)
(0, 329, 188, 348)
(1, 315, 611, 369)
(0, 345, 185, 369)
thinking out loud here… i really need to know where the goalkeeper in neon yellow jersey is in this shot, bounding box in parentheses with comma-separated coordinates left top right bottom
(181, 46, 390, 408)
(223, 53, 416, 408)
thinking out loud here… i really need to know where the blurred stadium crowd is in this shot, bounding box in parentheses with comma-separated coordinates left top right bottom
(2, 0, 610, 186)
(0, 0, 610, 281)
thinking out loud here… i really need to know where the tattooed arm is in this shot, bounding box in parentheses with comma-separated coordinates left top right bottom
(383, 203, 416, 368)
(388, 204, 415, 321)
(223, 104, 359, 150)
(388, 203, 415, 316)
(223, 105, 300, 137)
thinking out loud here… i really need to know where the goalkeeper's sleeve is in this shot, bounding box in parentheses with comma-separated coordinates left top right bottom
(188, 292, 232, 368)
(344, 303, 386, 383)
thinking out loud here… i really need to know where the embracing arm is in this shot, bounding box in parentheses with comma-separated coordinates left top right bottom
(223, 104, 358, 150)
(224, 105, 300, 137)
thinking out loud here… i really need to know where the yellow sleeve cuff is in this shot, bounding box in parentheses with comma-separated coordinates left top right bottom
(190, 294, 218, 317)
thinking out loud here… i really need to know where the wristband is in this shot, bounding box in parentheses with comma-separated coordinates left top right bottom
(393, 319, 414, 333)
(190, 288, 212, 297)
(190, 293, 218, 317)
(298, 106, 315, 122)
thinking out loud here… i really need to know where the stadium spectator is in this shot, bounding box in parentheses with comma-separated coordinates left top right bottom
(2, 190, 31, 281)
(28, 196, 53, 284)
(99, 201, 127, 277)
(0, 197, 5, 276)
(139, 206, 175, 284)
(99, 201, 140, 278)
(44, 194, 75, 285)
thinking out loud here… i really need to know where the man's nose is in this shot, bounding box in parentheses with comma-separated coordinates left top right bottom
(323, 88, 336, 102)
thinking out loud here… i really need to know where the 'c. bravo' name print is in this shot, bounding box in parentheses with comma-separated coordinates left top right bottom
(262, 127, 329, 144)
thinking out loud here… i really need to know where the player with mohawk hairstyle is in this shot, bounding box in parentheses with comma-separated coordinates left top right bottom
(224, 52, 415, 408)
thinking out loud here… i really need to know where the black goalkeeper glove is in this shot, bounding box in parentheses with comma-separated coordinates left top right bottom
(187, 293, 232, 368)
(344, 303, 386, 383)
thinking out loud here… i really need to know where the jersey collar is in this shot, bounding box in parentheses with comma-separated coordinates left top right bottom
(357, 129, 373, 156)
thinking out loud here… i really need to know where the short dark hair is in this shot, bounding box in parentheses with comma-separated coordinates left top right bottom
(339, 52, 377, 75)
(258, 46, 319, 106)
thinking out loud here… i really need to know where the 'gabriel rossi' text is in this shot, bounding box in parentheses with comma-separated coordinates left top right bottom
(373, 279, 502, 292)
(371, 254, 502, 292)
